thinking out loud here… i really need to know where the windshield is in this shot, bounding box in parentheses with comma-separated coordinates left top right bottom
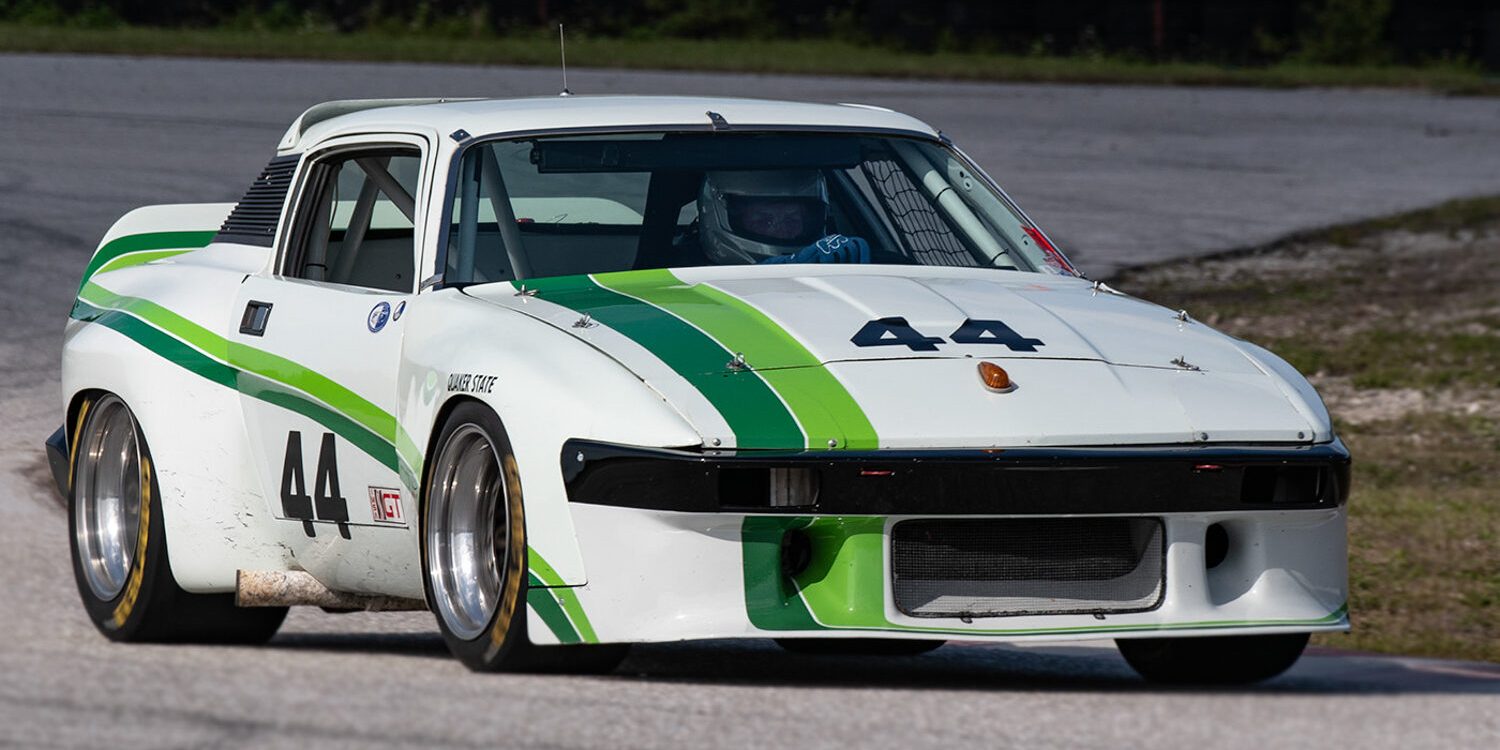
(442, 132, 1075, 284)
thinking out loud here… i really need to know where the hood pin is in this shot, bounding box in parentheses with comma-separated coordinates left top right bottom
(514, 284, 538, 298)
(726, 353, 750, 371)
(1170, 356, 1201, 371)
(572, 313, 597, 329)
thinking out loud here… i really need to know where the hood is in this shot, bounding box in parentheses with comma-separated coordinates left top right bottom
(466, 266, 1326, 450)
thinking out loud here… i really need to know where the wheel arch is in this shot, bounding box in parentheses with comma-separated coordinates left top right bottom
(61, 324, 294, 592)
(418, 394, 574, 586)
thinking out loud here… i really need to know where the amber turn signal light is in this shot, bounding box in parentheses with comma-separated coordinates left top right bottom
(977, 361, 1015, 392)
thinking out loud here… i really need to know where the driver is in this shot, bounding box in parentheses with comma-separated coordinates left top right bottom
(697, 170, 869, 265)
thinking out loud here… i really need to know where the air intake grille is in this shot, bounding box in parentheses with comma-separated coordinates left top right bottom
(216, 154, 300, 246)
(891, 518, 1164, 618)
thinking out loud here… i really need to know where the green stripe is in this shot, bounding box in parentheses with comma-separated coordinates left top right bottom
(605, 270, 879, 450)
(72, 300, 400, 473)
(526, 573, 583, 644)
(528, 548, 599, 642)
(79, 281, 397, 451)
(239, 375, 398, 472)
(742, 516, 825, 631)
(72, 300, 238, 389)
(94, 248, 195, 276)
(396, 429, 423, 480)
(74, 283, 418, 484)
(81, 230, 217, 289)
(517, 274, 804, 449)
(76, 278, 420, 490)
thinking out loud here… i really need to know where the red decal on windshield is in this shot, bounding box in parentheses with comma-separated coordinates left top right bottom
(1022, 226, 1076, 275)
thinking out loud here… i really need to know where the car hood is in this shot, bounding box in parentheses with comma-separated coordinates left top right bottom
(465, 266, 1328, 449)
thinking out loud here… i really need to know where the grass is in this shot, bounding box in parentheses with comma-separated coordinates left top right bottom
(1, 23, 1497, 95)
(1335, 413, 1500, 661)
(1117, 196, 1500, 663)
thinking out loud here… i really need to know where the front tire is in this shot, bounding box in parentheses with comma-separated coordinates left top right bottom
(68, 393, 287, 643)
(1116, 632, 1310, 685)
(421, 402, 627, 673)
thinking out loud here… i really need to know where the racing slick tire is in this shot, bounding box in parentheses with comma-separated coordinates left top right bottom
(775, 638, 945, 656)
(68, 393, 288, 643)
(421, 402, 629, 673)
(1115, 632, 1310, 684)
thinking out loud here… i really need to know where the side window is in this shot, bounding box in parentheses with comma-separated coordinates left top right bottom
(286, 148, 421, 293)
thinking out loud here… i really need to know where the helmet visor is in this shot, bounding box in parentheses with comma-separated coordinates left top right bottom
(724, 195, 826, 246)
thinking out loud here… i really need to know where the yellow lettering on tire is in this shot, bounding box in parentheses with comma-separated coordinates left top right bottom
(66, 399, 92, 492)
(484, 454, 526, 659)
(112, 454, 152, 627)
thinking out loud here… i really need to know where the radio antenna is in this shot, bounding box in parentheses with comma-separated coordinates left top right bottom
(558, 23, 572, 97)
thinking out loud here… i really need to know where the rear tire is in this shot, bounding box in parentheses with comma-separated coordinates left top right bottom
(1116, 632, 1310, 685)
(421, 402, 628, 673)
(68, 393, 287, 643)
(776, 638, 945, 656)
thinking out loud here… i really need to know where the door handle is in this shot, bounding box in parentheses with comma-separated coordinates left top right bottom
(240, 300, 273, 336)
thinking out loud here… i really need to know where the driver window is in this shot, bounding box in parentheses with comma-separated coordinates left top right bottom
(286, 148, 421, 293)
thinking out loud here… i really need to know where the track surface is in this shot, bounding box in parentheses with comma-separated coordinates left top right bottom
(2, 55, 1499, 749)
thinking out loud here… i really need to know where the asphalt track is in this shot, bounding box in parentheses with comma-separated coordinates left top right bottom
(2, 54, 1499, 749)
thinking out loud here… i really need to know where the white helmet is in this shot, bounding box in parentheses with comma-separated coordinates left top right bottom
(698, 170, 829, 264)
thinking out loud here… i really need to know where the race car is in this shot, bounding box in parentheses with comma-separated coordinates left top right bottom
(49, 96, 1349, 682)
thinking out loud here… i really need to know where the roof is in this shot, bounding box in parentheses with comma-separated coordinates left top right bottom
(280, 95, 939, 153)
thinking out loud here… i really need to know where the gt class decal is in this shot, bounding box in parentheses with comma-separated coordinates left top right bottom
(367, 486, 405, 525)
(851, 317, 1045, 352)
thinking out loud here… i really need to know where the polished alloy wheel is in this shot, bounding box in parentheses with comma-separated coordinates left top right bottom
(73, 395, 142, 601)
(426, 424, 508, 640)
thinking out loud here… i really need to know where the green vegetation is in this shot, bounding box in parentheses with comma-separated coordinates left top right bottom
(0, 23, 1495, 95)
(1119, 196, 1500, 663)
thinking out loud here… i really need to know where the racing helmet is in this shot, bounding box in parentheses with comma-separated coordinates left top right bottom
(698, 170, 829, 264)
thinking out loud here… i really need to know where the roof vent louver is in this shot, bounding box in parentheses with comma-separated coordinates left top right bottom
(215, 154, 301, 247)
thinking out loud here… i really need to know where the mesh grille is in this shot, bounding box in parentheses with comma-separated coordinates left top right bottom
(216, 154, 300, 246)
(861, 158, 978, 267)
(891, 518, 1164, 618)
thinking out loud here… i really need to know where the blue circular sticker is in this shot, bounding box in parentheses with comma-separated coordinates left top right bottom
(392, 300, 406, 322)
(367, 301, 391, 333)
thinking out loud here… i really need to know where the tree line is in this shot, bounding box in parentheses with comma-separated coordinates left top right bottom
(3, 0, 1495, 67)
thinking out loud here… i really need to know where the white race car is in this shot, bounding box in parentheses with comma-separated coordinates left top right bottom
(49, 96, 1349, 681)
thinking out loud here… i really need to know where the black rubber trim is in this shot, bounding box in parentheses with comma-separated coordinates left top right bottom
(45, 425, 69, 500)
(561, 439, 1351, 515)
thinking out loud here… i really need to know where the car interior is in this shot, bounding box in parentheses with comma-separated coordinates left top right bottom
(445, 132, 1037, 286)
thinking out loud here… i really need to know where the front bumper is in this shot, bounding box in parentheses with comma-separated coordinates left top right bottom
(531, 441, 1352, 646)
